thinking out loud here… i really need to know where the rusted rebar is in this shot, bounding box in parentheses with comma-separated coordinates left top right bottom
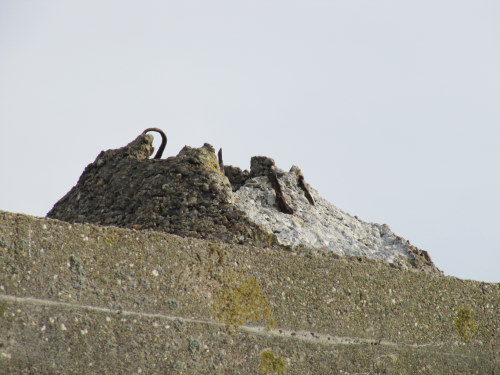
(218, 148, 225, 174)
(268, 170, 294, 215)
(297, 174, 315, 205)
(142, 128, 167, 159)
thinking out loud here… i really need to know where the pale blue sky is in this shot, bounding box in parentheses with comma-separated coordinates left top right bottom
(1, 1, 499, 282)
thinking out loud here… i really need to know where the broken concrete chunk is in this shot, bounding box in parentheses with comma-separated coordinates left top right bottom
(47, 130, 439, 272)
(250, 156, 276, 178)
(225, 165, 250, 192)
(47, 132, 275, 247)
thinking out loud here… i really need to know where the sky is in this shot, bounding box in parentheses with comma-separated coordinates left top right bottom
(0, 1, 498, 282)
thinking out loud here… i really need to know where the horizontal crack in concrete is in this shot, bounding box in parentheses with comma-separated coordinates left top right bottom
(0, 294, 444, 350)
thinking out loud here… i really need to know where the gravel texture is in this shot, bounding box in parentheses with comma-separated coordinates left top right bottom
(0, 210, 498, 374)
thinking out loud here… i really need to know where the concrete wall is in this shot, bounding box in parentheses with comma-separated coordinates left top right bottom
(0, 210, 498, 374)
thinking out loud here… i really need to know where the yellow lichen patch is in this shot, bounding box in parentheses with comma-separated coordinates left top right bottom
(0, 302, 7, 318)
(454, 306, 477, 343)
(198, 147, 224, 175)
(103, 234, 120, 244)
(209, 243, 225, 265)
(259, 350, 287, 375)
(211, 270, 275, 332)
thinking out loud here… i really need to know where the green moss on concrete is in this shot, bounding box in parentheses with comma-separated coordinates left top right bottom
(454, 306, 477, 343)
(259, 350, 287, 375)
(211, 269, 275, 332)
(102, 234, 120, 244)
(208, 243, 225, 265)
(0, 303, 7, 318)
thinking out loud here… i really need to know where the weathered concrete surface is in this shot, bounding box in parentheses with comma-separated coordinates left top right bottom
(0, 211, 498, 374)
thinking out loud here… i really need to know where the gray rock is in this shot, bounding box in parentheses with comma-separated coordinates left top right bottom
(250, 156, 276, 177)
(224, 165, 249, 192)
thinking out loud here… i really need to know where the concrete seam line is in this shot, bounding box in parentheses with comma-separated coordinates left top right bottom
(0, 293, 449, 350)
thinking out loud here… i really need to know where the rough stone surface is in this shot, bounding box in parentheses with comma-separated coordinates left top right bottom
(249, 156, 276, 177)
(47, 131, 436, 271)
(224, 165, 250, 192)
(0, 211, 498, 374)
(47, 134, 276, 248)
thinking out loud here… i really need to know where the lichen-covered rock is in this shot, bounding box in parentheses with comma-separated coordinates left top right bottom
(47, 131, 438, 272)
(249, 156, 276, 177)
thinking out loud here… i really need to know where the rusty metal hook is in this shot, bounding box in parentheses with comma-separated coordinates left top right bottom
(142, 128, 167, 159)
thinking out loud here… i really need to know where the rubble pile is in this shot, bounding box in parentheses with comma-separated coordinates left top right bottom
(48, 130, 438, 272)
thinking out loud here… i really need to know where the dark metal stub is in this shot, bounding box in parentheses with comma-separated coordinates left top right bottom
(142, 128, 167, 159)
(297, 174, 315, 205)
(268, 170, 294, 215)
(218, 148, 225, 174)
